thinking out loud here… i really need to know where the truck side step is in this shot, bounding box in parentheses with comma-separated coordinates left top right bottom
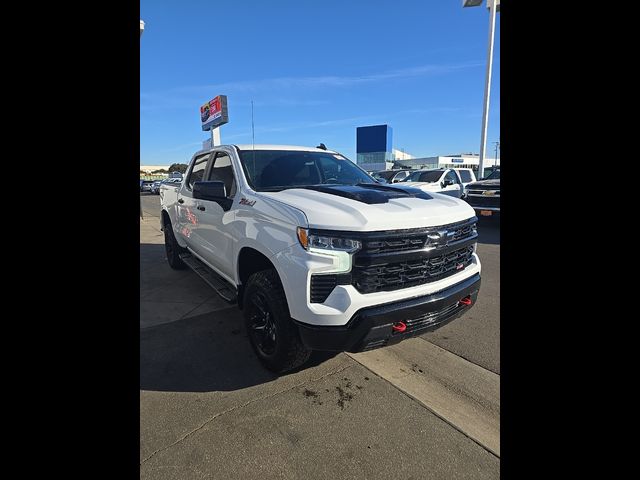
(179, 253, 238, 303)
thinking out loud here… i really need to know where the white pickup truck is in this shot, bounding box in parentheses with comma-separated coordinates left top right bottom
(160, 145, 481, 372)
(401, 168, 477, 199)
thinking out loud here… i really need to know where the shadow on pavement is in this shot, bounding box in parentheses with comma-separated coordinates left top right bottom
(140, 243, 166, 263)
(476, 217, 500, 245)
(141, 308, 337, 393)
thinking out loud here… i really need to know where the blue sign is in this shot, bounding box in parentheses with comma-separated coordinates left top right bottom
(356, 125, 393, 154)
(451, 158, 463, 163)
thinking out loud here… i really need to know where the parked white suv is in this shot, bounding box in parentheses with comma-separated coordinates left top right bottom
(160, 145, 481, 372)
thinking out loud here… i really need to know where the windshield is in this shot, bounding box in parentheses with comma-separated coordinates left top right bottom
(237, 150, 376, 191)
(485, 169, 500, 180)
(404, 170, 443, 183)
(371, 171, 395, 182)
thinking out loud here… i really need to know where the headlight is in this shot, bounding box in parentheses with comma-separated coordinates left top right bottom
(297, 227, 361, 253)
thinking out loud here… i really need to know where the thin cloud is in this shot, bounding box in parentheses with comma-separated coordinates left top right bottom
(140, 61, 483, 111)
(220, 107, 467, 140)
(178, 61, 483, 93)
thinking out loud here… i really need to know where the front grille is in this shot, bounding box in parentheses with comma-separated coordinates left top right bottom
(353, 245, 474, 294)
(361, 220, 476, 255)
(307, 218, 477, 300)
(468, 189, 500, 196)
(310, 275, 338, 303)
(467, 195, 500, 208)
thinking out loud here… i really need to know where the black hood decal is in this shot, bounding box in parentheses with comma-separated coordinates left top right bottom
(298, 183, 433, 204)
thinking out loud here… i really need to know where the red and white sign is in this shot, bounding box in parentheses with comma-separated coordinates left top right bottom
(200, 95, 229, 131)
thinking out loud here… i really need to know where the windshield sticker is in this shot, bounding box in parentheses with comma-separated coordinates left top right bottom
(333, 155, 347, 161)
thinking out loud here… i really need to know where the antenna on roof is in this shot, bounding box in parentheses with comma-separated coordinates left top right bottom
(251, 100, 256, 179)
(317, 143, 327, 150)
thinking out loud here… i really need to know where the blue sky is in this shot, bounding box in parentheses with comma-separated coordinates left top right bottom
(140, 0, 500, 166)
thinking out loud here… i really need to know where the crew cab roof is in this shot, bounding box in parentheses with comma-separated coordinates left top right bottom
(193, 144, 338, 156)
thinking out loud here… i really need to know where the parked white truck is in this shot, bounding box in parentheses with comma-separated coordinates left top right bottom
(160, 145, 481, 372)
(401, 168, 476, 199)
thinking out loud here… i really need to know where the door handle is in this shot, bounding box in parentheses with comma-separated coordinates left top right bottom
(178, 198, 184, 204)
(197, 205, 205, 211)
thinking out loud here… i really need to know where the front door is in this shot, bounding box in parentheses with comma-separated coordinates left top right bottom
(193, 150, 239, 280)
(442, 170, 462, 198)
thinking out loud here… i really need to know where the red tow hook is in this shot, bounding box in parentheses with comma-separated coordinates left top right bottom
(392, 321, 407, 333)
(459, 296, 472, 306)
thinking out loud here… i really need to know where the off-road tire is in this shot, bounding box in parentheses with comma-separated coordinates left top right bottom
(244, 269, 311, 373)
(164, 220, 187, 270)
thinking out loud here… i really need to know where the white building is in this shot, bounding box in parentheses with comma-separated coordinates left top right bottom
(392, 149, 415, 161)
(395, 153, 499, 177)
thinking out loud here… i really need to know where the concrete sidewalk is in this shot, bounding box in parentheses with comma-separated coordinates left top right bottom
(139, 202, 499, 479)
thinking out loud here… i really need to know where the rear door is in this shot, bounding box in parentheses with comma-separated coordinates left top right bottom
(192, 150, 239, 279)
(457, 169, 475, 188)
(175, 152, 213, 257)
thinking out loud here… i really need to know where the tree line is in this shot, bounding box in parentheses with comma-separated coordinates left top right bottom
(139, 163, 189, 175)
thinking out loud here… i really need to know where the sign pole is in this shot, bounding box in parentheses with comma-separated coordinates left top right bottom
(478, 0, 497, 180)
(140, 20, 145, 221)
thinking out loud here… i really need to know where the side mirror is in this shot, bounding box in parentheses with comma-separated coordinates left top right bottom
(193, 181, 226, 201)
(443, 179, 454, 187)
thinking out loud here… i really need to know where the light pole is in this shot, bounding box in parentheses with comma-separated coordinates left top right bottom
(463, 0, 499, 179)
(140, 20, 145, 220)
(494, 140, 499, 168)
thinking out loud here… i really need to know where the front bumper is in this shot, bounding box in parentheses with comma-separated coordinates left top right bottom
(295, 273, 480, 352)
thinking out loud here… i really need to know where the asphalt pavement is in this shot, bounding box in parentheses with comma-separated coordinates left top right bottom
(139, 192, 500, 479)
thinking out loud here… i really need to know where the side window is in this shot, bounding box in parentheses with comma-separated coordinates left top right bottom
(394, 171, 409, 182)
(208, 152, 237, 198)
(187, 154, 210, 190)
(445, 170, 459, 184)
(419, 172, 432, 182)
(459, 170, 472, 183)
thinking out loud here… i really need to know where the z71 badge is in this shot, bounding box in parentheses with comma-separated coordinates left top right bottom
(239, 198, 256, 207)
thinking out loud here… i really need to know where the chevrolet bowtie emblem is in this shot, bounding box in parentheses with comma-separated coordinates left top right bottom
(428, 229, 455, 247)
(482, 190, 496, 196)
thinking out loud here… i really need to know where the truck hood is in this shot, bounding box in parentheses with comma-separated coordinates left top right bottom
(258, 184, 475, 231)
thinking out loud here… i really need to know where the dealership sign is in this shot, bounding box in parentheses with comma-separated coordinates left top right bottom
(451, 158, 463, 163)
(200, 95, 229, 131)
